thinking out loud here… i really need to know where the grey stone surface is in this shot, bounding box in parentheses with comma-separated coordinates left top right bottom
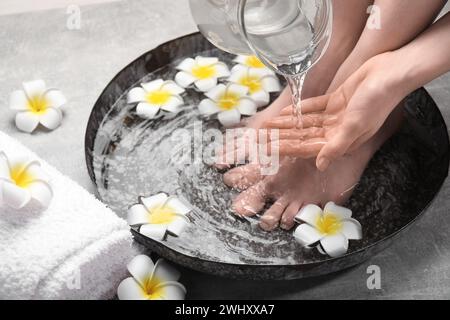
(1, 0, 449, 299)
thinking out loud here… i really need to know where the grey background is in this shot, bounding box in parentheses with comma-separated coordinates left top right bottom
(0, 0, 449, 299)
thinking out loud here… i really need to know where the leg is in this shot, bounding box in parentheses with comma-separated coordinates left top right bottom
(328, 0, 446, 91)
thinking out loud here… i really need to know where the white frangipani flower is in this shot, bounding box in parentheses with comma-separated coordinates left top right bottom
(294, 202, 362, 258)
(127, 79, 185, 119)
(198, 83, 257, 127)
(127, 192, 191, 241)
(0, 151, 52, 209)
(175, 56, 230, 92)
(9, 80, 66, 133)
(232, 55, 275, 75)
(117, 255, 186, 300)
(228, 67, 281, 107)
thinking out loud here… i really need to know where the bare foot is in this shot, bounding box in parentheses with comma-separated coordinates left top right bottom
(225, 107, 404, 231)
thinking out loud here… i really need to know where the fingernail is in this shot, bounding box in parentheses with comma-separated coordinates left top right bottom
(317, 158, 330, 171)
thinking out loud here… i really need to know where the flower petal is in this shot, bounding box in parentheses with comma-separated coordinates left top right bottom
(21, 161, 49, 182)
(117, 277, 146, 300)
(1, 181, 31, 209)
(237, 98, 257, 116)
(126, 254, 155, 288)
(167, 216, 189, 237)
(28, 180, 53, 208)
(6, 158, 36, 181)
(261, 75, 281, 92)
(233, 55, 248, 64)
(127, 203, 150, 226)
(250, 90, 270, 107)
(141, 79, 164, 92)
(139, 224, 167, 240)
(15, 111, 40, 133)
(196, 56, 219, 66)
(39, 108, 62, 130)
(153, 281, 186, 300)
(228, 68, 248, 83)
(0, 152, 10, 181)
(205, 84, 226, 101)
(141, 193, 168, 211)
(151, 259, 181, 283)
(175, 71, 196, 88)
(323, 201, 352, 219)
(160, 96, 184, 113)
(176, 58, 196, 72)
(9, 90, 29, 111)
(127, 87, 146, 104)
(293, 223, 323, 247)
(166, 197, 191, 215)
(136, 102, 160, 119)
(161, 80, 185, 95)
(295, 204, 323, 227)
(227, 83, 248, 97)
(195, 78, 218, 92)
(341, 218, 362, 240)
(44, 89, 67, 108)
(23, 80, 46, 99)
(231, 64, 248, 74)
(320, 234, 349, 258)
(198, 99, 221, 116)
(218, 109, 241, 127)
(214, 62, 231, 78)
(317, 244, 326, 255)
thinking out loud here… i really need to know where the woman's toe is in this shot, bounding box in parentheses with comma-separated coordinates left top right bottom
(280, 201, 302, 230)
(232, 181, 267, 216)
(259, 198, 288, 231)
(223, 164, 262, 190)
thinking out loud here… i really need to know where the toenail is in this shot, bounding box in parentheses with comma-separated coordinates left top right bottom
(260, 221, 277, 231)
(259, 222, 270, 230)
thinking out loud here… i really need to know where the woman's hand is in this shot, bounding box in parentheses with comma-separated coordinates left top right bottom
(263, 52, 410, 171)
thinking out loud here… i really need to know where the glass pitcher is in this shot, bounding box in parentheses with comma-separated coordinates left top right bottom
(189, 0, 333, 124)
(189, 0, 333, 59)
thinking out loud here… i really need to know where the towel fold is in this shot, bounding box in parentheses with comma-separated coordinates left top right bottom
(0, 131, 137, 299)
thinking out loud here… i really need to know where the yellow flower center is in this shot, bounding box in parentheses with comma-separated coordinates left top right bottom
(316, 213, 342, 235)
(191, 64, 216, 80)
(149, 204, 177, 225)
(245, 56, 265, 69)
(10, 164, 34, 188)
(141, 277, 165, 300)
(27, 95, 49, 115)
(239, 75, 262, 94)
(217, 91, 240, 111)
(146, 90, 171, 105)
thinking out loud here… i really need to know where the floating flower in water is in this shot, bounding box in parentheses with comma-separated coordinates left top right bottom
(198, 83, 257, 127)
(127, 79, 185, 120)
(228, 67, 281, 107)
(9, 80, 67, 133)
(127, 192, 191, 240)
(232, 55, 275, 75)
(175, 56, 230, 92)
(0, 151, 52, 209)
(294, 202, 362, 258)
(117, 255, 186, 300)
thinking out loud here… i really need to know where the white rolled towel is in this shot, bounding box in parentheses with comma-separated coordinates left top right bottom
(0, 131, 138, 299)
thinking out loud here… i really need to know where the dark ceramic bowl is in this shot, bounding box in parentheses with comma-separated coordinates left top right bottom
(85, 32, 450, 280)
